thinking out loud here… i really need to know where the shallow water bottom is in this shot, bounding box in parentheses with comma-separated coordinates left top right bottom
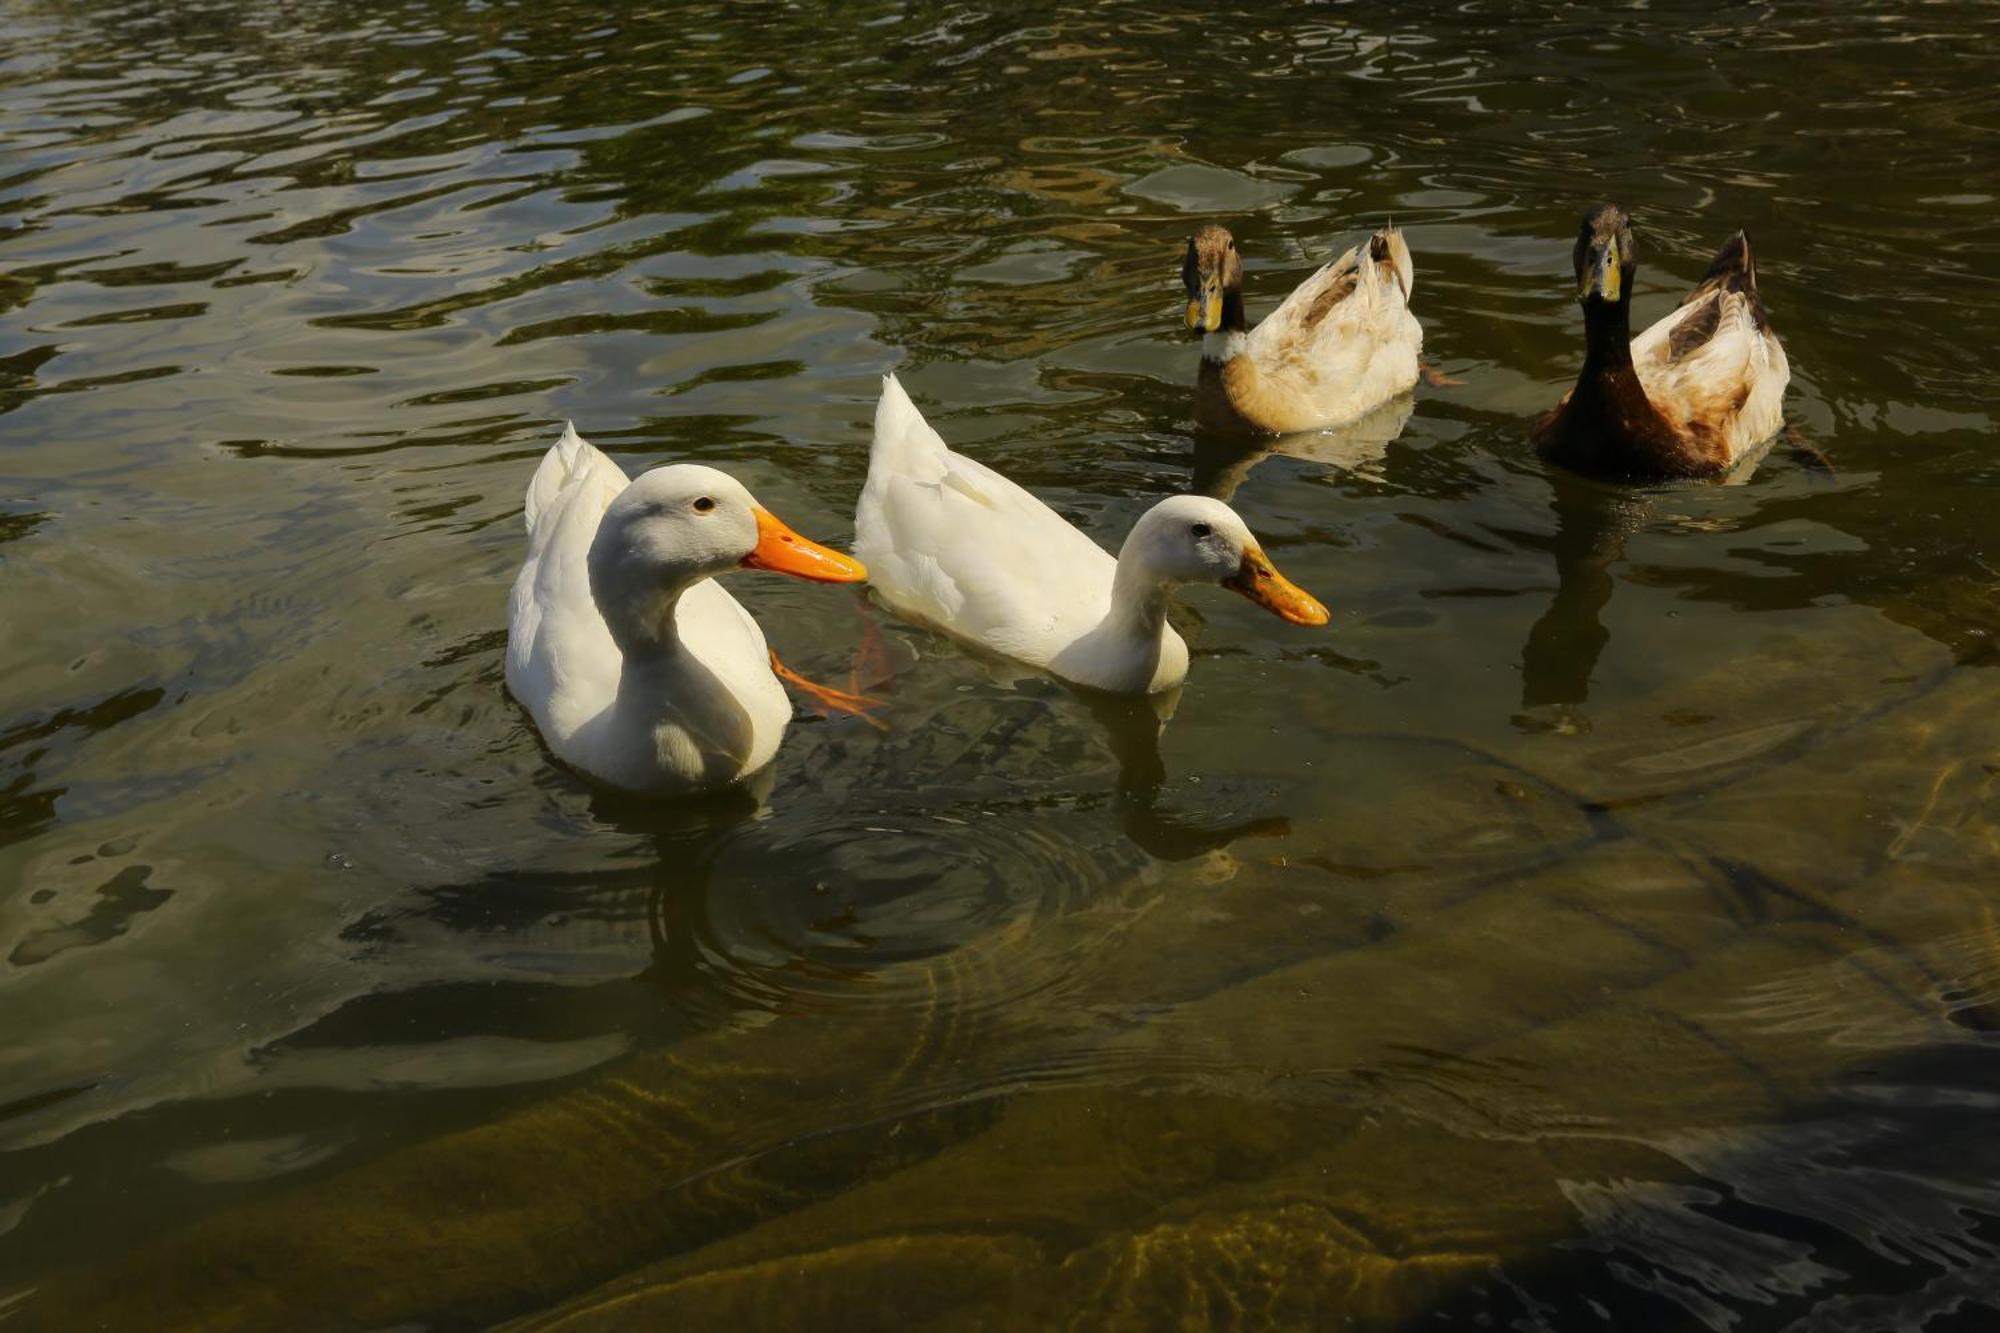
(12, 614, 2000, 1330)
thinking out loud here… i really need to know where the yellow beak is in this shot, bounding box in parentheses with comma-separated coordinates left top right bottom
(1185, 277, 1222, 332)
(1582, 235, 1623, 303)
(1222, 545, 1328, 626)
(741, 508, 867, 583)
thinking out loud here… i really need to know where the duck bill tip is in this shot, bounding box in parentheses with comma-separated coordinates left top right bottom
(1185, 285, 1222, 333)
(1224, 549, 1328, 626)
(742, 507, 867, 583)
(1582, 237, 1624, 303)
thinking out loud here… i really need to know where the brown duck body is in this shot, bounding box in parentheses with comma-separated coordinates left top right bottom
(1534, 220, 1789, 481)
(1196, 355, 1308, 434)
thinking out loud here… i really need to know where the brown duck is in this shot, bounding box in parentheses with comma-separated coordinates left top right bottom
(1533, 204, 1790, 480)
(1181, 222, 1423, 434)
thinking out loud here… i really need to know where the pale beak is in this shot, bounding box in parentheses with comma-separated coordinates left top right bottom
(1581, 234, 1623, 303)
(742, 508, 867, 583)
(1222, 545, 1328, 626)
(1185, 273, 1222, 332)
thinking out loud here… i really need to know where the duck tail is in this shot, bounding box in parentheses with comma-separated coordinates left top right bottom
(1369, 225, 1414, 300)
(1700, 231, 1755, 291)
(872, 372, 948, 473)
(523, 421, 593, 533)
(1690, 230, 1769, 328)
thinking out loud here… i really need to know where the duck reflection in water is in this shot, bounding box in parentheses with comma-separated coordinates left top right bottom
(1515, 472, 1654, 731)
(625, 656, 1291, 1023)
(1517, 432, 1827, 731)
(1076, 686, 1290, 862)
(834, 626, 1293, 863)
(1189, 394, 1412, 502)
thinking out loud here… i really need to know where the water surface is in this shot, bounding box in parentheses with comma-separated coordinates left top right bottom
(2, 1, 1998, 1328)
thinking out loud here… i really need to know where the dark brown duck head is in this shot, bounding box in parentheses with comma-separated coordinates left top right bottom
(1574, 203, 1638, 363)
(1182, 223, 1246, 335)
(1575, 203, 1636, 304)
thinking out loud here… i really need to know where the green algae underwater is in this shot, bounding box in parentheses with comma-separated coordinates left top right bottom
(2, 1, 1998, 1329)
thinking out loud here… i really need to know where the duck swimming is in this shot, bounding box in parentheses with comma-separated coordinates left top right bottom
(1532, 204, 1789, 480)
(1182, 222, 1423, 434)
(506, 424, 866, 795)
(855, 373, 1327, 696)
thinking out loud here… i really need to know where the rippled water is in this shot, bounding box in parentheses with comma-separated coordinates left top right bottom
(2, 1, 1998, 1328)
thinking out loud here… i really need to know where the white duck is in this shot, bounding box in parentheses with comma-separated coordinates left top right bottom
(506, 424, 866, 795)
(855, 374, 1328, 696)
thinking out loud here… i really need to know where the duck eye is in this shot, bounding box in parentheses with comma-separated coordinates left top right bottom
(692, 496, 716, 513)
(1191, 522, 1212, 539)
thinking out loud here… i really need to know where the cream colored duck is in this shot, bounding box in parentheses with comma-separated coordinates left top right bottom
(855, 374, 1328, 695)
(506, 423, 865, 795)
(1532, 203, 1790, 479)
(1183, 222, 1423, 433)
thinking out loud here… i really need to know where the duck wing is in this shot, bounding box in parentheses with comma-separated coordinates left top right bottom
(506, 424, 631, 743)
(1632, 232, 1790, 464)
(856, 374, 1116, 659)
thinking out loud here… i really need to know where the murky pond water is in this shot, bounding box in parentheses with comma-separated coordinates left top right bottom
(3, 1, 1998, 1327)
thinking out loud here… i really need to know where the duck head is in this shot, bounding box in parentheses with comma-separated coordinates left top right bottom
(1123, 495, 1328, 626)
(589, 464, 865, 649)
(1182, 223, 1246, 335)
(1575, 203, 1636, 306)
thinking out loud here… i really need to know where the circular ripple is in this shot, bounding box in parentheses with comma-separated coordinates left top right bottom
(649, 791, 1149, 1021)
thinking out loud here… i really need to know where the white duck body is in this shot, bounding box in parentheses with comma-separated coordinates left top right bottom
(506, 427, 846, 795)
(856, 375, 1327, 695)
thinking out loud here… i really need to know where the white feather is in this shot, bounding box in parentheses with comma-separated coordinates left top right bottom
(856, 374, 1122, 669)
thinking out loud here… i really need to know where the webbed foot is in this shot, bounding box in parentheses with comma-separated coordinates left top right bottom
(770, 650, 888, 730)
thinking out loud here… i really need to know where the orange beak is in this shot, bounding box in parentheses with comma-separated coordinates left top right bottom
(741, 507, 867, 583)
(1222, 545, 1328, 626)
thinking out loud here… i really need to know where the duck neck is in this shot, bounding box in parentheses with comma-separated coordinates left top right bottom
(1199, 285, 1249, 364)
(1048, 537, 1184, 694)
(1579, 293, 1634, 382)
(1538, 288, 1679, 478)
(597, 574, 693, 668)
(592, 562, 737, 743)
(1106, 546, 1175, 644)
(599, 570, 752, 765)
